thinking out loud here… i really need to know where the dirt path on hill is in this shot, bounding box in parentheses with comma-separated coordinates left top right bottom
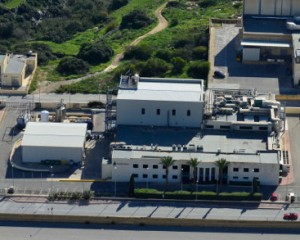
(36, 1, 169, 94)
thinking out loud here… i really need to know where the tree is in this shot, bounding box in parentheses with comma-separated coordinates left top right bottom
(192, 46, 208, 60)
(120, 10, 153, 30)
(160, 156, 175, 192)
(188, 158, 200, 184)
(109, 0, 128, 11)
(57, 57, 89, 75)
(171, 57, 186, 73)
(124, 45, 153, 61)
(214, 158, 230, 193)
(77, 41, 113, 65)
(140, 58, 170, 77)
(187, 61, 210, 79)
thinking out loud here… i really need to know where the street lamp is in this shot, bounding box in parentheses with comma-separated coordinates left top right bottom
(113, 162, 117, 197)
(146, 167, 149, 189)
(50, 166, 53, 193)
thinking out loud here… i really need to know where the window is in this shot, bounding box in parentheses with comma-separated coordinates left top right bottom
(259, 127, 268, 131)
(244, 168, 249, 172)
(243, 177, 249, 180)
(240, 126, 253, 130)
(163, 165, 166, 169)
(143, 174, 148, 178)
(153, 174, 158, 179)
(233, 176, 238, 179)
(143, 164, 149, 169)
(211, 168, 216, 181)
(254, 168, 259, 173)
(172, 175, 178, 179)
(133, 164, 138, 169)
(133, 174, 138, 178)
(220, 125, 230, 129)
(233, 168, 239, 172)
(205, 125, 214, 129)
(172, 165, 178, 170)
(153, 165, 158, 169)
(162, 175, 166, 179)
(156, 109, 160, 115)
(141, 108, 145, 115)
(187, 110, 191, 116)
(172, 109, 176, 116)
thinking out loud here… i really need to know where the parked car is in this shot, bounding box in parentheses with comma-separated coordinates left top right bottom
(270, 192, 278, 201)
(283, 212, 298, 220)
(213, 70, 226, 79)
(7, 186, 14, 194)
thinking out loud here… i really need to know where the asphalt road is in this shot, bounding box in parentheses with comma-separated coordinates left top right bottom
(0, 222, 300, 240)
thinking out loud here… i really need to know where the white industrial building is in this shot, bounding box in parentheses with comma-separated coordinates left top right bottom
(22, 122, 87, 163)
(241, 0, 300, 86)
(103, 77, 286, 186)
(116, 75, 205, 128)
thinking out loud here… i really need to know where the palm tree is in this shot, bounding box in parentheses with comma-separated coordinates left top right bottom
(188, 158, 200, 184)
(214, 158, 230, 193)
(160, 156, 175, 192)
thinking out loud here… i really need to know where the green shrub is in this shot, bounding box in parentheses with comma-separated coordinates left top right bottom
(120, 10, 153, 30)
(124, 45, 153, 61)
(187, 61, 210, 79)
(57, 57, 89, 75)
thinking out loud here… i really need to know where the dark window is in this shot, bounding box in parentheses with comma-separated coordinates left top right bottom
(233, 176, 238, 179)
(199, 168, 204, 182)
(244, 168, 249, 172)
(220, 125, 230, 129)
(259, 127, 268, 130)
(153, 165, 158, 169)
(187, 110, 191, 116)
(233, 168, 239, 172)
(143, 174, 148, 178)
(240, 126, 253, 130)
(162, 175, 166, 179)
(172, 175, 178, 179)
(172, 165, 178, 170)
(243, 177, 249, 180)
(205, 168, 210, 182)
(133, 174, 138, 178)
(153, 174, 158, 179)
(133, 164, 138, 169)
(156, 109, 160, 115)
(211, 168, 216, 181)
(254, 168, 259, 172)
(163, 165, 166, 169)
(143, 164, 148, 169)
(172, 109, 176, 116)
(205, 125, 214, 129)
(141, 108, 145, 115)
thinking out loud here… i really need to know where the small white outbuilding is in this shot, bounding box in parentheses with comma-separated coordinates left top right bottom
(21, 122, 87, 163)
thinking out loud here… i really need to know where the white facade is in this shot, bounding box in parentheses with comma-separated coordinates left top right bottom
(111, 150, 280, 186)
(22, 122, 87, 163)
(117, 77, 205, 128)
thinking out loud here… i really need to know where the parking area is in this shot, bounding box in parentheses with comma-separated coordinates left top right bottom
(210, 24, 296, 94)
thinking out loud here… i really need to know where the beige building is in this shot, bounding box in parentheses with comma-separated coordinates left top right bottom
(0, 52, 37, 87)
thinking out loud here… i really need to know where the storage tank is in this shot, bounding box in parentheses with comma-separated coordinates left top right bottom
(40, 110, 49, 122)
(55, 99, 66, 122)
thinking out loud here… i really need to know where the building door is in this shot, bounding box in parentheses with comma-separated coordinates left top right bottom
(181, 164, 190, 184)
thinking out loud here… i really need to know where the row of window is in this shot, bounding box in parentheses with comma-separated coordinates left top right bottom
(133, 173, 178, 179)
(141, 108, 191, 116)
(233, 168, 259, 173)
(233, 176, 260, 180)
(206, 125, 268, 131)
(133, 164, 179, 170)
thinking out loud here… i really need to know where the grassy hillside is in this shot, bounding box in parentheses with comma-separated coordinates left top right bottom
(0, 0, 23, 9)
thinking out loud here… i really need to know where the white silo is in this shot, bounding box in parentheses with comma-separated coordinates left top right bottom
(40, 110, 49, 122)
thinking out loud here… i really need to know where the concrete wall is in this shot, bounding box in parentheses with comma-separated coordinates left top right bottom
(1, 67, 25, 87)
(244, 0, 300, 16)
(117, 99, 204, 128)
(203, 120, 272, 132)
(22, 146, 84, 163)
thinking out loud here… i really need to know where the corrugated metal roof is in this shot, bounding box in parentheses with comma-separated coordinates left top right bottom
(22, 122, 87, 148)
(118, 80, 204, 102)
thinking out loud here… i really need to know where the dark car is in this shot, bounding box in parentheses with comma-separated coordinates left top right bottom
(270, 192, 278, 201)
(283, 212, 298, 220)
(213, 70, 226, 79)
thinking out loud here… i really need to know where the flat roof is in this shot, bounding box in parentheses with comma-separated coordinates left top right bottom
(112, 149, 278, 164)
(116, 126, 268, 154)
(117, 77, 204, 102)
(22, 122, 87, 148)
(241, 40, 291, 48)
(5, 55, 26, 74)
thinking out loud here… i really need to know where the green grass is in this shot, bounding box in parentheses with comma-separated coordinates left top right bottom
(1, 0, 23, 9)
